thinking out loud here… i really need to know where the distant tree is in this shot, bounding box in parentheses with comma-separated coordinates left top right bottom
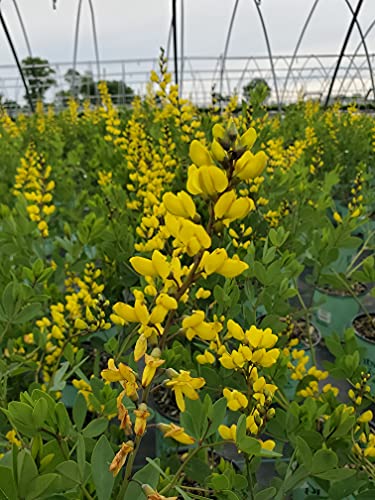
(243, 78, 271, 104)
(22, 56, 56, 102)
(64, 68, 81, 96)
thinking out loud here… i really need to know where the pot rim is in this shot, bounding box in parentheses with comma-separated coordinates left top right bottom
(352, 312, 375, 345)
(315, 283, 369, 299)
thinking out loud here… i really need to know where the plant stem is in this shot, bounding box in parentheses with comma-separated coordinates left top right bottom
(245, 455, 254, 500)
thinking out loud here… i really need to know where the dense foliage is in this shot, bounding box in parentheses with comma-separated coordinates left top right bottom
(0, 56, 374, 500)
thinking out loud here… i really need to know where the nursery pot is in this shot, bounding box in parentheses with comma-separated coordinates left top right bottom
(352, 312, 375, 391)
(313, 283, 368, 339)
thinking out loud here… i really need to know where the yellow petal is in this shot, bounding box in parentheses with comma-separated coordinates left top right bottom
(189, 140, 212, 166)
(113, 303, 138, 323)
(214, 191, 236, 219)
(217, 258, 248, 278)
(240, 127, 257, 149)
(134, 334, 148, 361)
(130, 256, 156, 277)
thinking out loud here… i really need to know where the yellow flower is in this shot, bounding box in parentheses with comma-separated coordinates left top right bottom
(142, 352, 165, 386)
(101, 359, 138, 398)
(333, 211, 342, 224)
(227, 320, 245, 341)
(214, 191, 254, 222)
(142, 484, 178, 500)
(157, 422, 195, 445)
(196, 350, 215, 364)
(187, 165, 228, 197)
(109, 441, 134, 477)
(134, 403, 151, 436)
(203, 249, 248, 278)
(223, 388, 248, 411)
(358, 410, 373, 424)
(234, 151, 267, 180)
(218, 424, 237, 441)
(240, 127, 257, 149)
(195, 287, 211, 300)
(165, 370, 205, 412)
(163, 191, 197, 219)
(259, 439, 276, 451)
(189, 139, 212, 166)
(6, 429, 21, 447)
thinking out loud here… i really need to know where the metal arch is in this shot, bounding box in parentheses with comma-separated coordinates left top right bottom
(337, 0, 374, 101)
(11, 0, 33, 58)
(281, 0, 320, 102)
(343, 55, 368, 97)
(72, 0, 101, 95)
(187, 58, 207, 104)
(219, 0, 240, 99)
(337, 18, 375, 98)
(180, 0, 185, 95)
(166, 17, 173, 60)
(0, 8, 34, 111)
(252, 0, 281, 112)
(324, 0, 364, 107)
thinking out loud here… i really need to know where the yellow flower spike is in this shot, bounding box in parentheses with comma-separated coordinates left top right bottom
(189, 139, 212, 166)
(157, 422, 195, 445)
(165, 370, 205, 412)
(130, 256, 156, 277)
(218, 424, 237, 441)
(223, 388, 248, 411)
(196, 350, 215, 364)
(142, 352, 165, 387)
(197, 165, 228, 196)
(227, 319, 245, 341)
(134, 334, 148, 361)
(134, 403, 151, 436)
(358, 410, 373, 424)
(109, 441, 134, 477)
(214, 191, 236, 219)
(212, 123, 225, 140)
(240, 127, 257, 149)
(211, 139, 226, 162)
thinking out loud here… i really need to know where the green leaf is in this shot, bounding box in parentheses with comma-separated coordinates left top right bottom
(0, 466, 17, 500)
(55, 460, 81, 485)
(54, 403, 71, 436)
(82, 418, 108, 438)
(123, 460, 160, 500)
(77, 434, 85, 480)
(235, 414, 246, 445)
(221, 491, 240, 500)
(207, 397, 227, 437)
(254, 486, 276, 500)
(73, 393, 87, 431)
(211, 473, 230, 491)
(296, 436, 312, 470)
(17, 450, 38, 498)
(13, 304, 42, 324)
(91, 436, 115, 500)
(315, 468, 356, 481)
(238, 436, 261, 456)
(26, 473, 59, 500)
(311, 449, 338, 474)
(32, 398, 48, 428)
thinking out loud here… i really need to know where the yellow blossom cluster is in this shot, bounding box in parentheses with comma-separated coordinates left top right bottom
(30, 263, 109, 384)
(13, 143, 55, 237)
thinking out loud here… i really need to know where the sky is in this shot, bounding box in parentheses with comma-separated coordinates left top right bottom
(0, 0, 374, 103)
(1, 0, 374, 64)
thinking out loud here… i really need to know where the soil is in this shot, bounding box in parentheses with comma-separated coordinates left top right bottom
(353, 313, 375, 343)
(152, 385, 180, 422)
(290, 318, 321, 348)
(318, 282, 367, 298)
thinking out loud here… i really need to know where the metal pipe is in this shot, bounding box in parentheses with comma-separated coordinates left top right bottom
(11, 0, 33, 58)
(72, 0, 83, 96)
(219, 0, 240, 99)
(281, 0, 320, 102)
(252, 0, 281, 112)
(180, 0, 184, 95)
(324, 0, 364, 107)
(172, 0, 178, 88)
(0, 8, 34, 111)
(87, 0, 101, 80)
